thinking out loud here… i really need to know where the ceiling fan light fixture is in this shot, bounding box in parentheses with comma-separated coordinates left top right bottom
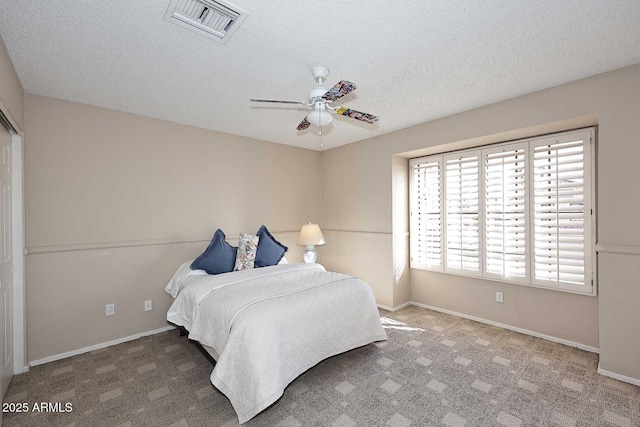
(306, 111, 332, 127)
(306, 102, 332, 127)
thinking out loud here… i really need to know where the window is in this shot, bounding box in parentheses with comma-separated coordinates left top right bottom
(444, 151, 481, 275)
(483, 142, 529, 283)
(410, 128, 595, 295)
(410, 156, 443, 270)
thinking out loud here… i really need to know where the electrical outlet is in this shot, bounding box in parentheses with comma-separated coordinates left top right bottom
(496, 292, 504, 303)
(106, 303, 115, 316)
(144, 300, 152, 312)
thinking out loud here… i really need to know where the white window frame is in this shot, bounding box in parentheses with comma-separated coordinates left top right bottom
(409, 127, 596, 296)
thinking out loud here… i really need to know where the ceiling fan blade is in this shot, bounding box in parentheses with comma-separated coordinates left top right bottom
(296, 117, 311, 131)
(322, 81, 356, 102)
(335, 107, 378, 124)
(250, 98, 308, 105)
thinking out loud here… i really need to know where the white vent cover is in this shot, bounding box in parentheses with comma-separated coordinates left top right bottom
(164, 0, 248, 44)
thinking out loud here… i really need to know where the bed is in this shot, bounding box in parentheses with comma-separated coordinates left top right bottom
(165, 262, 387, 424)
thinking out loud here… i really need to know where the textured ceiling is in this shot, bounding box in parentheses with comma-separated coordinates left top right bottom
(1, 1, 640, 151)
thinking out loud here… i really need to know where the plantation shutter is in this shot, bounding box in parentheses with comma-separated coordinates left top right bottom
(530, 131, 593, 292)
(483, 143, 529, 282)
(410, 156, 443, 270)
(444, 151, 481, 275)
(409, 128, 594, 295)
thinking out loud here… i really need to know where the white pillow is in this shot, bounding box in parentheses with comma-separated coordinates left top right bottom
(165, 261, 207, 298)
(278, 256, 288, 264)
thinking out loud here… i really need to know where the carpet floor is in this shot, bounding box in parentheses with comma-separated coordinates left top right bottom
(3, 305, 639, 426)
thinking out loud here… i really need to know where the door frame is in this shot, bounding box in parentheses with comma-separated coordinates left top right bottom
(11, 131, 24, 374)
(0, 101, 25, 375)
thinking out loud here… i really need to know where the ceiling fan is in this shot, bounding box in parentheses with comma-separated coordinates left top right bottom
(250, 66, 379, 131)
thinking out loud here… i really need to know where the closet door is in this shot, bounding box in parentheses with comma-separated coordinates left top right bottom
(0, 124, 13, 399)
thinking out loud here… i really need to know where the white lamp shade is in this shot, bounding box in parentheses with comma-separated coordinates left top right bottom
(297, 223, 326, 246)
(306, 110, 332, 127)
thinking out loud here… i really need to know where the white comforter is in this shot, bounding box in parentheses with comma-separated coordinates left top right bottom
(166, 263, 387, 424)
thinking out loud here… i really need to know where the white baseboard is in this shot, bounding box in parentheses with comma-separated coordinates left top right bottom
(393, 302, 412, 311)
(377, 301, 412, 312)
(597, 364, 640, 386)
(408, 301, 599, 354)
(28, 325, 175, 368)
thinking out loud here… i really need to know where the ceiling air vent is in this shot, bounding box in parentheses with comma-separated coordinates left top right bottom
(164, 0, 248, 44)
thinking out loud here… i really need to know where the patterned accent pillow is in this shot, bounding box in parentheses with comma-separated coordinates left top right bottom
(234, 233, 260, 271)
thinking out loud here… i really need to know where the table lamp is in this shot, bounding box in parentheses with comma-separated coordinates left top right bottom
(297, 223, 326, 263)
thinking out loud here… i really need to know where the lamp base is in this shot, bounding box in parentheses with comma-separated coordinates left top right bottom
(303, 245, 317, 263)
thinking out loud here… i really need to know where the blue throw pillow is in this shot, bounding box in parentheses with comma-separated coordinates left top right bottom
(191, 229, 237, 274)
(255, 225, 288, 267)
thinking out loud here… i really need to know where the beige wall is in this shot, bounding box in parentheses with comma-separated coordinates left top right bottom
(19, 63, 640, 382)
(410, 271, 599, 348)
(598, 253, 640, 379)
(391, 155, 410, 307)
(26, 233, 304, 362)
(24, 94, 320, 362)
(0, 38, 24, 131)
(321, 64, 640, 380)
(316, 154, 411, 309)
(317, 231, 394, 307)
